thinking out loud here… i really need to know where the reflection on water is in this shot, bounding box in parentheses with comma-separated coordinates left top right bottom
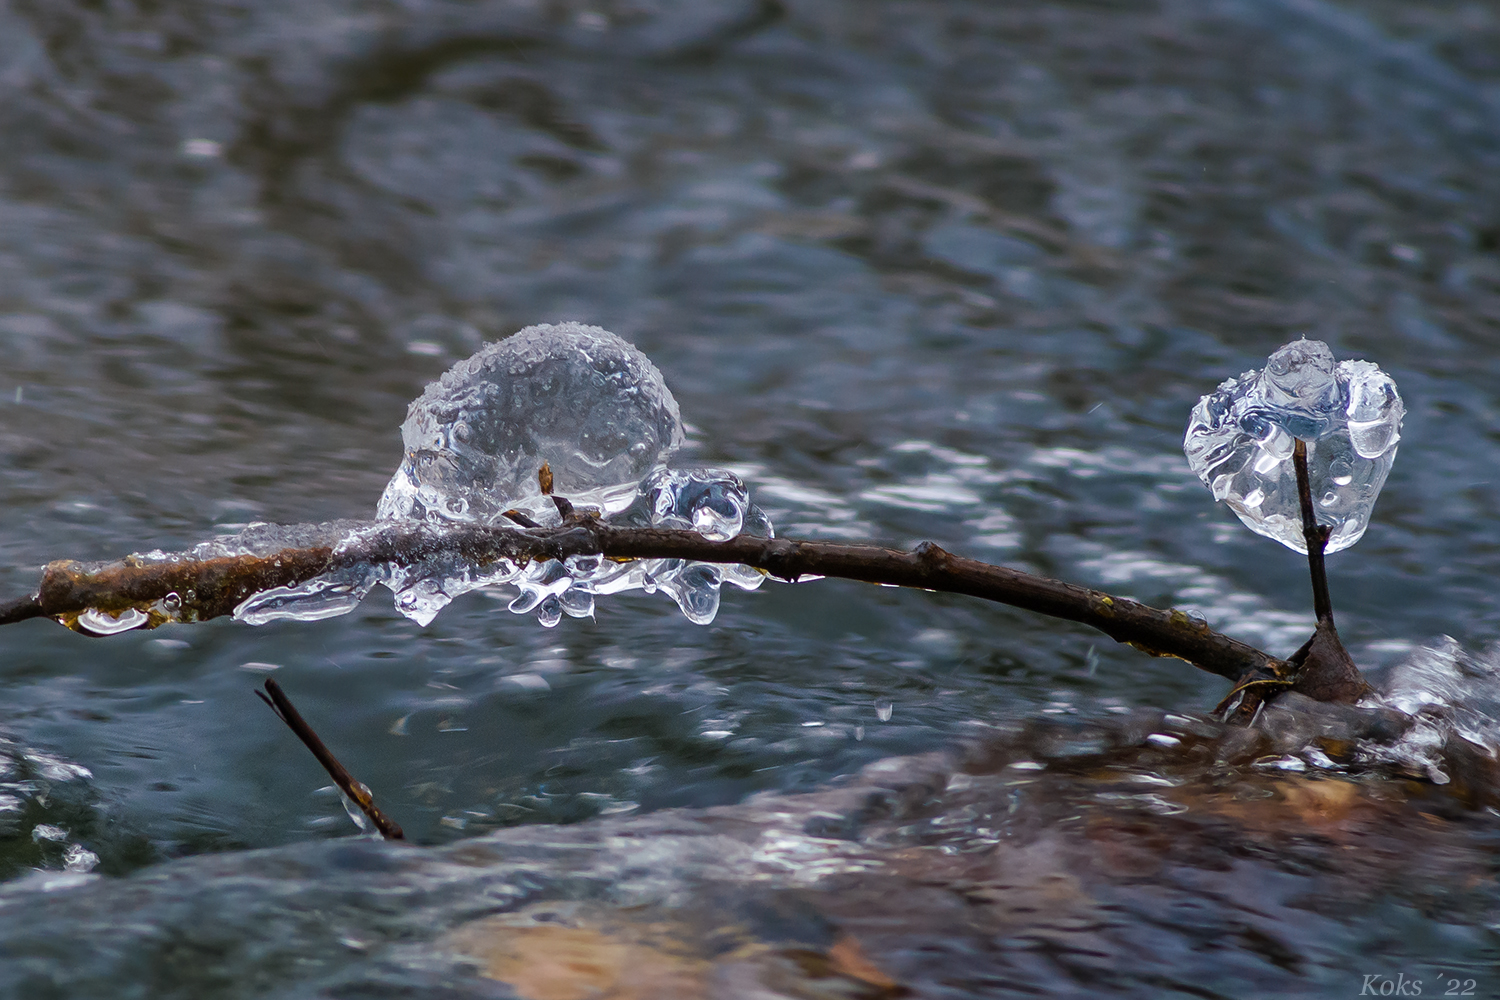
(3, 0, 1500, 992)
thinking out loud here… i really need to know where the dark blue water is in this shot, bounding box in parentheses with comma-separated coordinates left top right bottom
(2, 0, 1499, 995)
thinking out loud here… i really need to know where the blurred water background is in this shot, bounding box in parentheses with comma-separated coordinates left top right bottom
(2, 0, 1500, 995)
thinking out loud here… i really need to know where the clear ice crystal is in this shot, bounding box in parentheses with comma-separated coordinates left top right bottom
(234, 565, 380, 625)
(225, 326, 775, 631)
(645, 468, 747, 541)
(377, 322, 685, 525)
(1184, 338, 1402, 553)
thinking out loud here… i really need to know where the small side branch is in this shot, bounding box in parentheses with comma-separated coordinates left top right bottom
(1285, 439, 1367, 704)
(1292, 439, 1334, 623)
(257, 678, 404, 841)
(0, 593, 43, 626)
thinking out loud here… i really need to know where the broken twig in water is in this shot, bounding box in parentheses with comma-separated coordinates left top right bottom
(257, 677, 405, 841)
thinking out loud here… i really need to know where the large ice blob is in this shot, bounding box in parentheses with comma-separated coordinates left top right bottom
(1183, 338, 1402, 553)
(377, 322, 685, 524)
(60, 326, 777, 635)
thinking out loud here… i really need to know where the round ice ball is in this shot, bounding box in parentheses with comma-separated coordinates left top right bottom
(377, 323, 685, 523)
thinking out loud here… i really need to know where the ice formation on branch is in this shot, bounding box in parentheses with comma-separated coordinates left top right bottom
(1183, 338, 1403, 553)
(62, 325, 772, 635)
(377, 322, 685, 524)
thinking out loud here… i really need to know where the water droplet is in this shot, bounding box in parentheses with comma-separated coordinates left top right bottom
(234, 567, 376, 625)
(661, 563, 721, 625)
(536, 594, 563, 628)
(338, 790, 372, 834)
(647, 468, 748, 541)
(560, 587, 594, 619)
(508, 589, 543, 615)
(75, 607, 150, 636)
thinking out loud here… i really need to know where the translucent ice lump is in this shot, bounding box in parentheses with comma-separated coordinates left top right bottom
(60, 324, 779, 636)
(1184, 338, 1403, 553)
(280, 324, 767, 629)
(377, 322, 686, 525)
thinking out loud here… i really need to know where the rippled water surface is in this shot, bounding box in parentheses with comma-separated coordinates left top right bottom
(3, 0, 1500, 995)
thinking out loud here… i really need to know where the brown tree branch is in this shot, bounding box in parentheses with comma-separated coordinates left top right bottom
(1292, 439, 1334, 623)
(257, 677, 405, 841)
(0, 593, 43, 626)
(1220, 441, 1369, 719)
(4, 517, 1294, 684)
(1285, 439, 1367, 704)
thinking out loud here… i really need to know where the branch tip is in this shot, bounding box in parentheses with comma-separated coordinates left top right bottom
(258, 678, 404, 841)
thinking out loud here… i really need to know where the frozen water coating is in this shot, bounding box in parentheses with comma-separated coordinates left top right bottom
(232, 466, 773, 629)
(377, 322, 686, 525)
(62, 326, 778, 635)
(1183, 339, 1402, 553)
(362, 324, 771, 627)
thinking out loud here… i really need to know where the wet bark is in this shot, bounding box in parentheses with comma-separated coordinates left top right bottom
(0, 517, 1303, 687)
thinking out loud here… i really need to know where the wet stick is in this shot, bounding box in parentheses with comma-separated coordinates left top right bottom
(9, 518, 1284, 684)
(0, 331, 1396, 714)
(1285, 438, 1368, 703)
(1217, 440, 1368, 719)
(257, 678, 405, 841)
(1293, 438, 1334, 624)
(0, 593, 42, 626)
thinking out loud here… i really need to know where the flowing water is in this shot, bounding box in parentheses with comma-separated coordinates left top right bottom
(2, 0, 1500, 995)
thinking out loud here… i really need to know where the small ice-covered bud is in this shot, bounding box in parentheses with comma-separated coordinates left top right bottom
(1184, 338, 1403, 553)
(377, 323, 685, 524)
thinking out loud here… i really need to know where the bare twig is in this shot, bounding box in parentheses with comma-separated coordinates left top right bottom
(8, 518, 1293, 684)
(257, 677, 405, 841)
(1284, 438, 1367, 704)
(1292, 439, 1334, 623)
(0, 592, 43, 626)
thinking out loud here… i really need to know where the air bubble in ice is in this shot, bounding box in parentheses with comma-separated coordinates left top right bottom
(377, 322, 684, 525)
(1183, 338, 1402, 553)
